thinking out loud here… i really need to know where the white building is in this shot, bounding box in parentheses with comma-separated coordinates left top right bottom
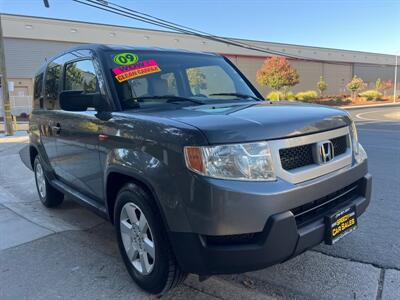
(0, 14, 398, 116)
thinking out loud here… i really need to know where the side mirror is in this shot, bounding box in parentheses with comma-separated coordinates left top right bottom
(59, 91, 107, 112)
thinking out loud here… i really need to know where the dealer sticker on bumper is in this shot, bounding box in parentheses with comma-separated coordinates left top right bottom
(325, 205, 358, 245)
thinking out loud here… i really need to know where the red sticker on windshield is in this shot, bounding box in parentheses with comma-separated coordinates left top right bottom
(112, 59, 161, 82)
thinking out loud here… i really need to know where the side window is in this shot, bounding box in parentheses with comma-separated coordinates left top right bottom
(186, 65, 235, 96)
(44, 60, 62, 110)
(33, 72, 44, 109)
(64, 60, 98, 93)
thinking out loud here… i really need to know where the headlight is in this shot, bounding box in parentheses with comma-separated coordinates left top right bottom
(184, 142, 276, 181)
(349, 120, 367, 163)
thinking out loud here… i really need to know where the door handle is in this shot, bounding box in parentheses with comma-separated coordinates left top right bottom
(52, 123, 61, 135)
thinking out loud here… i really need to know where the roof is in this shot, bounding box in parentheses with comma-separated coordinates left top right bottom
(33, 43, 219, 75)
(68, 43, 218, 55)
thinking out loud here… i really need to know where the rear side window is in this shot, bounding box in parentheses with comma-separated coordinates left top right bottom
(64, 60, 98, 93)
(33, 73, 44, 109)
(44, 60, 62, 110)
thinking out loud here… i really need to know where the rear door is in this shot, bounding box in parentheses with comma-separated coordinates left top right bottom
(53, 57, 105, 200)
(38, 58, 63, 170)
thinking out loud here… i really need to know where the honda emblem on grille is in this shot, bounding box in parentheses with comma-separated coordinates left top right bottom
(315, 141, 335, 164)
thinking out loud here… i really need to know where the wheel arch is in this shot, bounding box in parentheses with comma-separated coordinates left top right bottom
(105, 168, 169, 229)
(29, 145, 39, 169)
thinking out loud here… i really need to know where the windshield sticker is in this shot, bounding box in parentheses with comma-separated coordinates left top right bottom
(113, 53, 139, 65)
(113, 59, 161, 82)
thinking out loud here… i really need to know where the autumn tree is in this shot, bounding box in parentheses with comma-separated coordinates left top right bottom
(346, 75, 366, 102)
(256, 57, 299, 100)
(317, 76, 327, 96)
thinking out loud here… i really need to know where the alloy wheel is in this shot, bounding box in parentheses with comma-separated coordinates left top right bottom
(35, 162, 46, 198)
(120, 202, 155, 275)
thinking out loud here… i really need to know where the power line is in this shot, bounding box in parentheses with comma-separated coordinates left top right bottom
(70, 0, 387, 67)
(72, 0, 311, 60)
(96, 0, 307, 58)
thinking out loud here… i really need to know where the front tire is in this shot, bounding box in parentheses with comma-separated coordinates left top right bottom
(34, 156, 64, 207)
(114, 183, 187, 295)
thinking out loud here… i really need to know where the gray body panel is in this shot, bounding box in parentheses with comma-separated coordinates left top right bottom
(29, 103, 363, 235)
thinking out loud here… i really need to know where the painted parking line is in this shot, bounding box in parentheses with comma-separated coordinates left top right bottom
(355, 109, 400, 122)
(358, 128, 400, 133)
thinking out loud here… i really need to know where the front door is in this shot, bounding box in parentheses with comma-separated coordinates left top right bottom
(53, 59, 104, 200)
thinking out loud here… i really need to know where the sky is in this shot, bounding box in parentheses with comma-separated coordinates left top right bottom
(1, 0, 399, 55)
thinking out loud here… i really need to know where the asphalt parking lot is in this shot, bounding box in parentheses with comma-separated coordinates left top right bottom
(0, 105, 399, 300)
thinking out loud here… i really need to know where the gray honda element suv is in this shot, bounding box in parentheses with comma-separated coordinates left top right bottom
(20, 44, 371, 295)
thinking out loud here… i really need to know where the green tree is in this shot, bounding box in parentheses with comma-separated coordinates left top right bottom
(346, 75, 365, 102)
(317, 76, 327, 96)
(375, 78, 382, 91)
(256, 56, 299, 100)
(65, 64, 83, 90)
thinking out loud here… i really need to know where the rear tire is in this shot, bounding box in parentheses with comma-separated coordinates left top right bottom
(114, 183, 187, 295)
(34, 156, 64, 208)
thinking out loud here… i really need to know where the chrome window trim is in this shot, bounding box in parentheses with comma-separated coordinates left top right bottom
(269, 126, 352, 184)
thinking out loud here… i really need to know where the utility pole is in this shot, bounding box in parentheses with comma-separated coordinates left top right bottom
(0, 14, 14, 135)
(394, 54, 398, 103)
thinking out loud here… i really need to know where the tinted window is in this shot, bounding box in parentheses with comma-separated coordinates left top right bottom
(44, 60, 62, 110)
(64, 60, 98, 92)
(186, 66, 234, 96)
(122, 72, 178, 103)
(33, 72, 44, 109)
(109, 51, 257, 110)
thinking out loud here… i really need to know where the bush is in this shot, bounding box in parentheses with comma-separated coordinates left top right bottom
(359, 90, 382, 100)
(266, 91, 283, 101)
(347, 76, 366, 101)
(317, 76, 327, 96)
(286, 92, 296, 101)
(295, 90, 318, 102)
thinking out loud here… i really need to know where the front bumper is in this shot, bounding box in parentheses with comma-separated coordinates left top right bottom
(169, 173, 372, 275)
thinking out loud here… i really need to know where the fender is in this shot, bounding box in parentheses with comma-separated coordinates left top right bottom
(27, 131, 58, 181)
(19, 144, 33, 171)
(104, 148, 192, 233)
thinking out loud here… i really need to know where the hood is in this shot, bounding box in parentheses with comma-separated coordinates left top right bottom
(125, 101, 351, 144)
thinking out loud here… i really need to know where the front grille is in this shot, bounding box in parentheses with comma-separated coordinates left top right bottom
(279, 134, 349, 171)
(291, 180, 361, 227)
(279, 144, 314, 170)
(331, 135, 347, 156)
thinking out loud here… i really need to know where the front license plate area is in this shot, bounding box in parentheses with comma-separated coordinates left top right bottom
(325, 205, 357, 245)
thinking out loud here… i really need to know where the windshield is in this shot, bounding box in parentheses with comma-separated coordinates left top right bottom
(107, 51, 259, 109)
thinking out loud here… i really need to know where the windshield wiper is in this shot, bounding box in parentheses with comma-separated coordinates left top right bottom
(209, 93, 263, 101)
(133, 95, 204, 104)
